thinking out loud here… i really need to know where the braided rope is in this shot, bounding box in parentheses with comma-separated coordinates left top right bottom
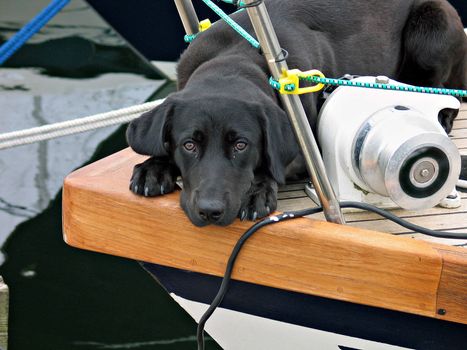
(200, 0, 260, 49)
(310, 76, 467, 97)
(270, 75, 467, 97)
(184, 33, 198, 43)
(0, 100, 164, 150)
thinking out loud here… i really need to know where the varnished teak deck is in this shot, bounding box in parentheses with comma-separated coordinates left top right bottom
(62, 104, 467, 325)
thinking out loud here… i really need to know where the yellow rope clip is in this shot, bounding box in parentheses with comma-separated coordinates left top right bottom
(199, 19, 212, 32)
(278, 69, 326, 95)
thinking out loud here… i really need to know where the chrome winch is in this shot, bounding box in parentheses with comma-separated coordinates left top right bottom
(317, 76, 461, 210)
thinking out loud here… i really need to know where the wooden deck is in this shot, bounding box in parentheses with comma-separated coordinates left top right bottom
(278, 103, 467, 248)
(62, 103, 467, 325)
(0, 276, 8, 350)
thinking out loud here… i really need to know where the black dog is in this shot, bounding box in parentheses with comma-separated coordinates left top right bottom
(126, 0, 466, 226)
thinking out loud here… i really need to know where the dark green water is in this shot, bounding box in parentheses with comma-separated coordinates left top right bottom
(0, 1, 220, 348)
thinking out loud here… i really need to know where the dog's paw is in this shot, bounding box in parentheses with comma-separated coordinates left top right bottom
(129, 157, 179, 197)
(238, 177, 278, 221)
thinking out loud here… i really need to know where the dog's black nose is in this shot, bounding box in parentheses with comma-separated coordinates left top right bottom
(198, 199, 225, 223)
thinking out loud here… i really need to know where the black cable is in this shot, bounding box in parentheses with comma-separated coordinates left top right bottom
(340, 202, 467, 239)
(196, 201, 467, 349)
(196, 207, 324, 350)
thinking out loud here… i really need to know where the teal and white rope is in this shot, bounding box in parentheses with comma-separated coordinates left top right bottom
(185, 0, 260, 48)
(184, 33, 198, 43)
(201, 0, 259, 48)
(270, 76, 467, 98)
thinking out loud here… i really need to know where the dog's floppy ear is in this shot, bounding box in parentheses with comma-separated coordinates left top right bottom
(259, 103, 299, 184)
(126, 98, 174, 156)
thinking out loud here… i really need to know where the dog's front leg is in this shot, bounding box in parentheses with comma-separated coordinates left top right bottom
(238, 173, 278, 221)
(130, 156, 180, 197)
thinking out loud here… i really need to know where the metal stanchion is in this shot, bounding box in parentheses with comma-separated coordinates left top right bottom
(172, 0, 345, 224)
(174, 0, 200, 35)
(243, 0, 345, 224)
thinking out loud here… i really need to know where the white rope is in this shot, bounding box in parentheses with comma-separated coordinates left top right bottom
(0, 99, 164, 150)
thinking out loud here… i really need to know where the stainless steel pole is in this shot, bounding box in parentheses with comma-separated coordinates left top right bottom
(174, 0, 200, 35)
(244, 0, 345, 224)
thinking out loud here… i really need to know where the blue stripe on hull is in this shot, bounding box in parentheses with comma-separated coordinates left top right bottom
(142, 263, 467, 350)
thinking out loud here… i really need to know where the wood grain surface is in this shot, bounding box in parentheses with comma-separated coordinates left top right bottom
(0, 276, 8, 350)
(63, 148, 467, 324)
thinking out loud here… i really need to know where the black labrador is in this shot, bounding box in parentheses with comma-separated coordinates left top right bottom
(126, 0, 467, 226)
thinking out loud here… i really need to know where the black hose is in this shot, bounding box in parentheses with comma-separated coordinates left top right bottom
(197, 201, 467, 350)
(196, 207, 324, 349)
(339, 201, 467, 239)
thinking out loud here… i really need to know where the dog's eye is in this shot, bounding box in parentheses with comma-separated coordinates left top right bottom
(234, 141, 247, 152)
(183, 141, 196, 152)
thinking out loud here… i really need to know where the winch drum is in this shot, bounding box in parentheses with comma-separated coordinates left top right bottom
(352, 107, 459, 209)
(317, 76, 461, 210)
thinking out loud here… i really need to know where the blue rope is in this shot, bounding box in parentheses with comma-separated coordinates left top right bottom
(201, 0, 260, 49)
(0, 0, 70, 65)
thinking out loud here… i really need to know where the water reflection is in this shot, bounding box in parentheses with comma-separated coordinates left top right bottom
(0, 0, 123, 45)
(0, 0, 219, 348)
(0, 68, 162, 252)
(0, 126, 210, 350)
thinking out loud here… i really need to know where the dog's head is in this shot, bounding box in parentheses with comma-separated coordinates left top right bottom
(126, 92, 297, 226)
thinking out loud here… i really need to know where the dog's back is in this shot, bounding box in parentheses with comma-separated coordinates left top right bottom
(179, 0, 465, 87)
(177, 0, 466, 131)
(399, 0, 467, 89)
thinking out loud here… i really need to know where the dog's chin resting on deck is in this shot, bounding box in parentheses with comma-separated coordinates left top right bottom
(126, 0, 467, 227)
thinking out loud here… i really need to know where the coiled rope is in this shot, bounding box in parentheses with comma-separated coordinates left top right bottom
(0, 0, 71, 65)
(0, 100, 163, 150)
